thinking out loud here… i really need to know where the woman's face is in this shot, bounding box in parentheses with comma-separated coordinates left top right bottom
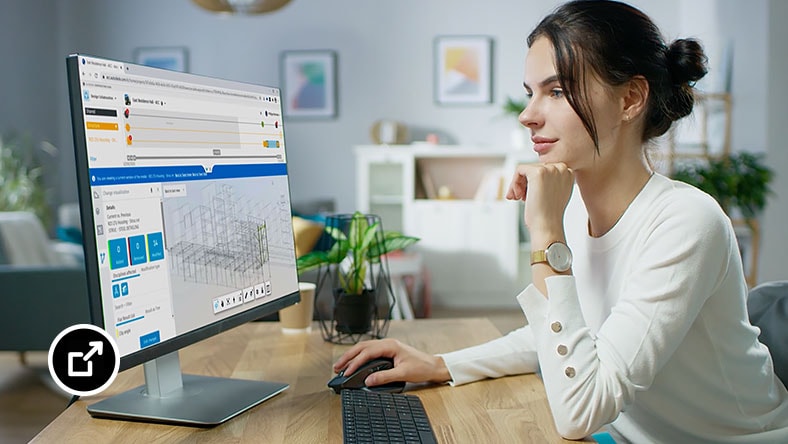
(520, 37, 624, 170)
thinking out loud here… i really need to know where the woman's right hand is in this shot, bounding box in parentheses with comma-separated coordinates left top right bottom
(333, 338, 451, 387)
(505, 162, 574, 235)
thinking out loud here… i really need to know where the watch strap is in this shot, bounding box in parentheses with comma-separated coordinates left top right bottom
(530, 249, 548, 266)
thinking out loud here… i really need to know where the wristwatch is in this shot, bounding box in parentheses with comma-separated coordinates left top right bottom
(530, 241, 572, 273)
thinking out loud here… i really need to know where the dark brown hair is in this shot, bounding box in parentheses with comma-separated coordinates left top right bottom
(527, 0, 708, 151)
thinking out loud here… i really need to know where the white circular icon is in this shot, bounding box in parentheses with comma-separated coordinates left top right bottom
(48, 324, 120, 397)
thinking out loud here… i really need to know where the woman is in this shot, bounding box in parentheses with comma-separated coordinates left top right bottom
(334, 1, 788, 442)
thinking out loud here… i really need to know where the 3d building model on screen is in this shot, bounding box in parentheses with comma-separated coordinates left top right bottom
(163, 179, 295, 310)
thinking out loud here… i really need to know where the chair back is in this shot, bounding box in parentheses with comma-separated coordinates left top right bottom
(748, 281, 788, 385)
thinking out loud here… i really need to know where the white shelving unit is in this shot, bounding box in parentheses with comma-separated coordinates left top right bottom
(355, 145, 536, 308)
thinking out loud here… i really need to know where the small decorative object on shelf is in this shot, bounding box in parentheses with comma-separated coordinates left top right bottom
(296, 212, 420, 344)
(370, 119, 409, 145)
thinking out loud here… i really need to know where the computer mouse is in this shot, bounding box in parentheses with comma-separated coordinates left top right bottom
(328, 357, 406, 394)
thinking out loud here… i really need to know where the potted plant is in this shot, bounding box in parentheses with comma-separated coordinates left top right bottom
(296, 212, 419, 336)
(0, 131, 57, 229)
(501, 96, 528, 149)
(672, 152, 774, 223)
(502, 96, 527, 117)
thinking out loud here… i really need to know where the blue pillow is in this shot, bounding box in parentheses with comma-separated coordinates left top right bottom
(56, 226, 83, 244)
(591, 431, 617, 443)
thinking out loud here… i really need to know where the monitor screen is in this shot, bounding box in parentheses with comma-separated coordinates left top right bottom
(66, 53, 301, 426)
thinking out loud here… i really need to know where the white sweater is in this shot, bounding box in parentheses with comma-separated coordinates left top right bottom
(440, 173, 788, 443)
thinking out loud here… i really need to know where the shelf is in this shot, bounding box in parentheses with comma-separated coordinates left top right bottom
(410, 199, 510, 207)
(414, 198, 504, 202)
(369, 195, 404, 205)
(663, 91, 732, 175)
(356, 145, 532, 308)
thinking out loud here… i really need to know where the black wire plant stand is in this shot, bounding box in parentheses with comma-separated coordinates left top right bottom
(312, 214, 395, 344)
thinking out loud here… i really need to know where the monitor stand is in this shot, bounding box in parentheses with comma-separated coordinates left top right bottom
(87, 351, 288, 427)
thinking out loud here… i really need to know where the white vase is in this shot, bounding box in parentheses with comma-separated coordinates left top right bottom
(510, 126, 528, 150)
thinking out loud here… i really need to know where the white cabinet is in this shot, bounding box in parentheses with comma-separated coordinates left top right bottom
(355, 145, 535, 308)
(355, 148, 413, 233)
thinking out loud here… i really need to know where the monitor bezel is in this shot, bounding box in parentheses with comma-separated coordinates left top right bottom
(66, 53, 301, 372)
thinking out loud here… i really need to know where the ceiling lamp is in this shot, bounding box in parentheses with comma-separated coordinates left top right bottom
(191, 0, 292, 15)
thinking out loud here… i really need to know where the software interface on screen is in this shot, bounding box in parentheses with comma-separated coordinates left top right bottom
(72, 55, 300, 359)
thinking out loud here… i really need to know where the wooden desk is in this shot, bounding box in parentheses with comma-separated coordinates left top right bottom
(32, 318, 579, 443)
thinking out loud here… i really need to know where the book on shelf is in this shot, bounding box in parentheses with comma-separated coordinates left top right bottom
(474, 168, 506, 201)
(416, 160, 437, 199)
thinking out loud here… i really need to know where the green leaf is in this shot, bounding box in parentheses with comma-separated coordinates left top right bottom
(367, 234, 420, 259)
(350, 212, 369, 245)
(326, 239, 349, 264)
(502, 96, 527, 116)
(325, 226, 347, 241)
(296, 251, 329, 274)
(346, 261, 367, 295)
(359, 222, 380, 252)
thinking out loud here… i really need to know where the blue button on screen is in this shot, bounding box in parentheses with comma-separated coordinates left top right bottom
(139, 331, 161, 349)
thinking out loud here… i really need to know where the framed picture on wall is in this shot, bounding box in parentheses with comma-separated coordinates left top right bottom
(434, 35, 493, 105)
(280, 50, 338, 119)
(133, 46, 189, 72)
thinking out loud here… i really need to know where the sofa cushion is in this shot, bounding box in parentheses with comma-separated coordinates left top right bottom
(292, 215, 324, 258)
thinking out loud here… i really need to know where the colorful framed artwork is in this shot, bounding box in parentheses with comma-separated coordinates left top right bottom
(133, 46, 189, 72)
(280, 50, 338, 119)
(434, 36, 493, 105)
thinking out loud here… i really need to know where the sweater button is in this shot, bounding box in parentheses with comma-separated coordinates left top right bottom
(557, 344, 568, 356)
(565, 367, 576, 378)
(550, 322, 563, 333)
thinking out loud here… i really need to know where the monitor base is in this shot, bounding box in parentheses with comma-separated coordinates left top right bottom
(87, 373, 288, 426)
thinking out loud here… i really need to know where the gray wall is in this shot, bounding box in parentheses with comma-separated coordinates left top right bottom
(1, 0, 785, 284)
(0, 0, 60, 193)
(9, 0, 682, 210)
(0, 0, 58, 142)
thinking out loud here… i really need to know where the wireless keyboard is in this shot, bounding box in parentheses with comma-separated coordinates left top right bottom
(341, 389, 438, 444)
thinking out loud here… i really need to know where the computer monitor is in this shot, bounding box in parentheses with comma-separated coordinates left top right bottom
(65, 54, 301, 426)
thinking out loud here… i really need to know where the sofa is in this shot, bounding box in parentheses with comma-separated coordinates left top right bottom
(0, 265, 90, 351)
(0, 201, 334, 352)
(0, 211, 90, 352)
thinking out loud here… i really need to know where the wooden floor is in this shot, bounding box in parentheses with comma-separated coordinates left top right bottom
(0, 352, 71, 444)
(0, 308, 524, 443)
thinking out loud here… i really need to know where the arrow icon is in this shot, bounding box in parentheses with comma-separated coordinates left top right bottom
(82, 341, 103, 361)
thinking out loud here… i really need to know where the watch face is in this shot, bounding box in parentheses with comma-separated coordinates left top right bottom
(546, 242, 572, 272)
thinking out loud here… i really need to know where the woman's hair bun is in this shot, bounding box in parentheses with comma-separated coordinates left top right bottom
(660, 38, 710, 124)
(667, 39, 709, 86)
